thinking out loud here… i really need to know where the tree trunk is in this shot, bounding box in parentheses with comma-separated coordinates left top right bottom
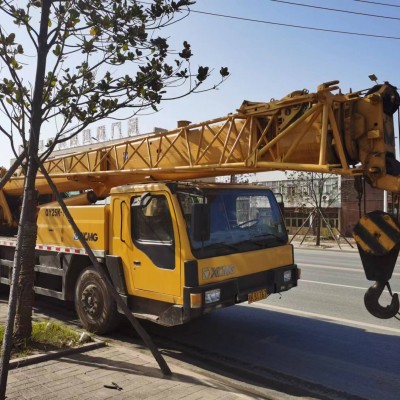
(0, 159, 38, 398)
(14, 160, 38, 339)
(13, 0, 51, 339)
(315, 211, 321, 246)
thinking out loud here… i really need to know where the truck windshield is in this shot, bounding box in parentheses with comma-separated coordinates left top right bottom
(177, 187, 288, 258)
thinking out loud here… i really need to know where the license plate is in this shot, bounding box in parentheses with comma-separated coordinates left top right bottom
(248, 288, 268, 304)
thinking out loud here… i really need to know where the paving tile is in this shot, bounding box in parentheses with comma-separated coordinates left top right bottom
(5, 343, 254, 400)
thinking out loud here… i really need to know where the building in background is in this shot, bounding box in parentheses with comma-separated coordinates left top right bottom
(340, 176, 385, 237)
(251, 172, 385, 238)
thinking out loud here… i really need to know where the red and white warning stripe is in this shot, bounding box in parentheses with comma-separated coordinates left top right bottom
(36, 244, 87, 255)
(0, 238, 106, 258)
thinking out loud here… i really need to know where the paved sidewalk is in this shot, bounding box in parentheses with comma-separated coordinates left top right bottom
(5, 344, 261, 400)
(1, 297, 290, 400)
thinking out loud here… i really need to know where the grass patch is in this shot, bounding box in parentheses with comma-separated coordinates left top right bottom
(0, 321, 88, 359)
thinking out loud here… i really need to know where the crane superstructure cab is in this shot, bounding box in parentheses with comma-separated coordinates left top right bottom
(0, 181, 298, 333)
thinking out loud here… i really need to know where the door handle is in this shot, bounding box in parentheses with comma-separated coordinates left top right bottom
(133, 260, 141, 266)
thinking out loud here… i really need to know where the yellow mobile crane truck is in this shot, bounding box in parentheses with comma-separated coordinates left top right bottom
(0, 80, 399, 333)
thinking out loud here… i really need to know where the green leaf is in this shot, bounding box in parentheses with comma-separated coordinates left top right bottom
(179, 41, 192, 60)
(220, 67, 229, 77)
(53, 44, 61, 56)
(197, 66, 209, 82)
(6, 33, 15, 45)
(69, 9, 80, 20)
(10, 57, 19, 69)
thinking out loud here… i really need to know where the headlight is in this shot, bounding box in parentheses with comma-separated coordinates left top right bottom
(284, 270, 292, 282)
(205, 288, 221, 304)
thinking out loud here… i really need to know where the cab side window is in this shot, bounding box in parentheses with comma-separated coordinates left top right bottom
(131, 195, 175, 269)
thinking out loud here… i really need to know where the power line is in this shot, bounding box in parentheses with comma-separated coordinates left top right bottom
(270, 0, 400, 21)
(191, 9, 400, 40)
(137, 1, 400, 40)
(352, 0, 400, 8)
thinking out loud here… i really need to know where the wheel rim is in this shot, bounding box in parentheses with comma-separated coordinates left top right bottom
(81, 284, 103, 318)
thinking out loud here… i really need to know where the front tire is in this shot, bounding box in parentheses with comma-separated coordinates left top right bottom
(75, 267, 120, 334)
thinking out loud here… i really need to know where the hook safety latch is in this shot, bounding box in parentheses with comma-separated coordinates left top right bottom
(364, 281, 399, 319)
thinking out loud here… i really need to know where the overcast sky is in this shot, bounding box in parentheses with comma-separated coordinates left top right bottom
(1, 0, 400, 165)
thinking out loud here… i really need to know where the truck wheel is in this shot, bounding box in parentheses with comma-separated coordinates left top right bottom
(75, 267, 120, 334)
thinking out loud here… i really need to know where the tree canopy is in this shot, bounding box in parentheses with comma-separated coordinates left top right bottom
(0, 0, 229, 158)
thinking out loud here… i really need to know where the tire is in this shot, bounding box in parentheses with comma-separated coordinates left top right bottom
(75, 267, 120, 334)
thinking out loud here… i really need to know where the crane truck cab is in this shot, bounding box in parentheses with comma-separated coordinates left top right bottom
(108, 181, 298, 330)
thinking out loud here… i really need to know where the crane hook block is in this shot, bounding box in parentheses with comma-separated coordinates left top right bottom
(364, 281, 400, 319)
(353, 211, 400, 282)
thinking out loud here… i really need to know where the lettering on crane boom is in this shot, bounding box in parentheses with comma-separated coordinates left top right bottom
(45, 208, 62, 217)
(74, 232, 99, 242)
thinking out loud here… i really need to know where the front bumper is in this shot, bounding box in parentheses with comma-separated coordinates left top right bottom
(182, 264, 298, 323)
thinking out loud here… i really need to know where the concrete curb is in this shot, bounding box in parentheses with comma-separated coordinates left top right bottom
(9, 339, 106, 370)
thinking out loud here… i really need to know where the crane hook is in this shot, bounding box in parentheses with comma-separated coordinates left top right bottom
(364, 281, 399, 319)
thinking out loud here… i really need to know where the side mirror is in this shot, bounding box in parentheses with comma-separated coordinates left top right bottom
(274, 193, 284, 214)
(191, 203, 210, 241)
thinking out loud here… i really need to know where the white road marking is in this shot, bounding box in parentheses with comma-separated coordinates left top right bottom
(300, 279, 367, 290)
(242, 303, 400, 334)
(299, 263, 361, 271)
(299, 263, 400, 277)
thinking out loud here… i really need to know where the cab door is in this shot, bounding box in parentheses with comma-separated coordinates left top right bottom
(114, 192, 181, 299)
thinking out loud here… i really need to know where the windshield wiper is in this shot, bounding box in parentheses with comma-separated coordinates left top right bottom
(235, 239, 265, 249)
(203, 242, 240, 251)
(254, 233, 287, 244)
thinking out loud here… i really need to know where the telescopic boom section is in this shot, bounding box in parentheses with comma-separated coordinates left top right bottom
(2, 80, 400, 205)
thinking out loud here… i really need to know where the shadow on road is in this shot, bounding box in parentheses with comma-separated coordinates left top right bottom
(120, 305, 400, 400)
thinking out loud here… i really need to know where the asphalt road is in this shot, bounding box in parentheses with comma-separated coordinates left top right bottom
(268, 248, 400, 331)
(148, 248, 400, 400)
